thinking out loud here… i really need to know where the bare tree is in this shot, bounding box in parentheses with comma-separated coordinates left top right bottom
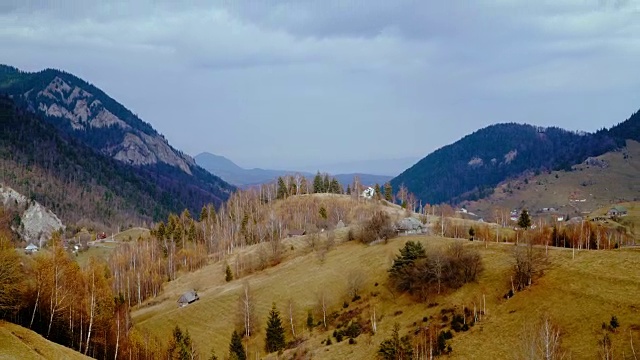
(239, 281, 256, 338)
(316, 290, 329, 329)
(288, 299, 297, 339)
(518, 315, 564, 360)
(347, 269, 367, 299)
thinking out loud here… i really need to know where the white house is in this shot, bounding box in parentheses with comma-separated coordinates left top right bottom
(361, 187, 375, 199)
(25, 243, 38, 253)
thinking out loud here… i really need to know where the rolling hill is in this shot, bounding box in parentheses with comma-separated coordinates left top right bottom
(195, 151, 393, 188)
(461, 140, 640, 225)
(0, 65, 235, 225)
(131, 231, 640, 359)
(391, 116, 638, 205)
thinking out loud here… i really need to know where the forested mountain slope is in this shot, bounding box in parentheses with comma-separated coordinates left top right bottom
(392, 122, 626, 205)
(0, 96, 223, 227)
(0, 65, 235, 224)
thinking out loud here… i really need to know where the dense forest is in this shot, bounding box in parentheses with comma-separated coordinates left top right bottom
(0, 65, 235, 226)
(391, 122, 629, 205)
(0, 96, 232, 227)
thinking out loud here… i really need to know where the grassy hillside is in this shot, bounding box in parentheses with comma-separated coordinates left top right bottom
(131, 232, 640, 359)
(0, 321, 90, 360)
(464, 140, 640, 226)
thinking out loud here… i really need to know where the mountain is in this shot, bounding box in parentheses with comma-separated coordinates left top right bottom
(299, 157, 419, 177)
(0, 65, 235, 225)
(195, 152, 393, 188)
(462, 139, 640, 221)
(391, 121, 628, 205)
(195, 152, 307, 187)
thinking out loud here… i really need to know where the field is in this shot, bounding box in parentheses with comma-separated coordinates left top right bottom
(132, 232, 640, 359)
(0, 321, 90, 360)
(465, 140, 640, 225)
(75, 227, 151, 267)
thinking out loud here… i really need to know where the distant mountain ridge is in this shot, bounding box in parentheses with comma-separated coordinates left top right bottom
(391, 117, 636, 205)
(195, 152, 393, 188)
(0, 65, 235, 224)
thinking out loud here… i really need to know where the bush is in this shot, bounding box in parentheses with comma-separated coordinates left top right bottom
(348, 338, 356, 345)
(359, 211, 395, 244)
(610, 315, 619, 330)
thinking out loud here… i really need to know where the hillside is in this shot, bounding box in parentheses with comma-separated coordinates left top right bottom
(392, 121, 628, 205)
(462, 140, 640, 226)
(195, 151, 392, 188)
(0, 96, 229, 228)
(131, 233, 640, 359)
(0, 65, 235, 223)
(0, 321, 90, 360)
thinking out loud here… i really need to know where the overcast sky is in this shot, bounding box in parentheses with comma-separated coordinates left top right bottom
(2, 0, 640, 173)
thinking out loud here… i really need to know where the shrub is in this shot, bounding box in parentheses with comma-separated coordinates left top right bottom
(610, 315, 619, 330)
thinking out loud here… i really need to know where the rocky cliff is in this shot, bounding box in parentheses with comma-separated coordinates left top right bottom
(0, 185, 65, 246)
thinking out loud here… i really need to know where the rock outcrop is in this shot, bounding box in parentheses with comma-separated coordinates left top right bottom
(0, 184, 65, 246)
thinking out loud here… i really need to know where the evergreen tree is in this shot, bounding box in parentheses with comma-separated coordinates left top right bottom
(323, 174, 330, 193)
(517, 209, 532, 229)
(319, 206, 328, 220)
(229, 330, 246, 360)
(225, 264, 233, 282)
(306, 310, 314, 331)
(329, 178, 342, 194)
(300, 177, 308, 194)
(377, 323, 413, 360)
(374, 183, 381, 200)
(167, 326, 197, 360)
(276, 177, 288, 199)
(384, 182, 393, 202)
(313, 172, 323, 193)
(346, 185, 352, 195)
(265, 303, 286, 353)
(200, 205, 209, 222)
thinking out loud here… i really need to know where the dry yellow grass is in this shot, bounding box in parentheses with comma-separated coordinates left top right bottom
(466, 140, 640, 223)
(132, 233, 640, 359)
(0, 321, 91, 360)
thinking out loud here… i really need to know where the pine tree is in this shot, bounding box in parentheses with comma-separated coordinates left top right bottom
(167, 326, 197, 360)
(265, 303, 286, 353)
(276, 177, 288, 199)
(517, 209, 532, 229)
(229, 330, 246, 360)
(306, 310, 314, 331)
(384, 182, 393, 202)
(323, 174, 330, 193)
(378, 323, 413, 360)
(313, 172, 323, 193)
(319, 206, 328, 220)
(225, 264, 233, 282)
(374, 183, 381, 200)
(346, 185, 352, 195)
(329, 178, 342, 194)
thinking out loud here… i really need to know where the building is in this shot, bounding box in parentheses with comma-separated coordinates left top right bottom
(25, 243, 38, 253)
(286, 229, 306, 237)
(177, 290, 199, 307)
(396, 217, 426, 235)
(361, 187, 375, 200)
(607, 206, 628, 218)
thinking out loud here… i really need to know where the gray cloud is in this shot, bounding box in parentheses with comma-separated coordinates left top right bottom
(1, 0, 639, 172)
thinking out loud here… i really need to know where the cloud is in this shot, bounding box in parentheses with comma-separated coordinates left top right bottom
(1, 0, 639, 171)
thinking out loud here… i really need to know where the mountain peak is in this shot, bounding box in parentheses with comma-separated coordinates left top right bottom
(0, 65, 195, 174)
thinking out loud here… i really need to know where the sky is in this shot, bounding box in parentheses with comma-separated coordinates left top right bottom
(1, 0, 640, 174)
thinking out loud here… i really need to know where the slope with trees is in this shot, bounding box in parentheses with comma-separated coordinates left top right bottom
(0, 65, 235, 223)
(391, 122, 625, 205)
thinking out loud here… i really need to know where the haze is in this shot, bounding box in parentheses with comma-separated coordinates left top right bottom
(2, 0, 639, 172)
